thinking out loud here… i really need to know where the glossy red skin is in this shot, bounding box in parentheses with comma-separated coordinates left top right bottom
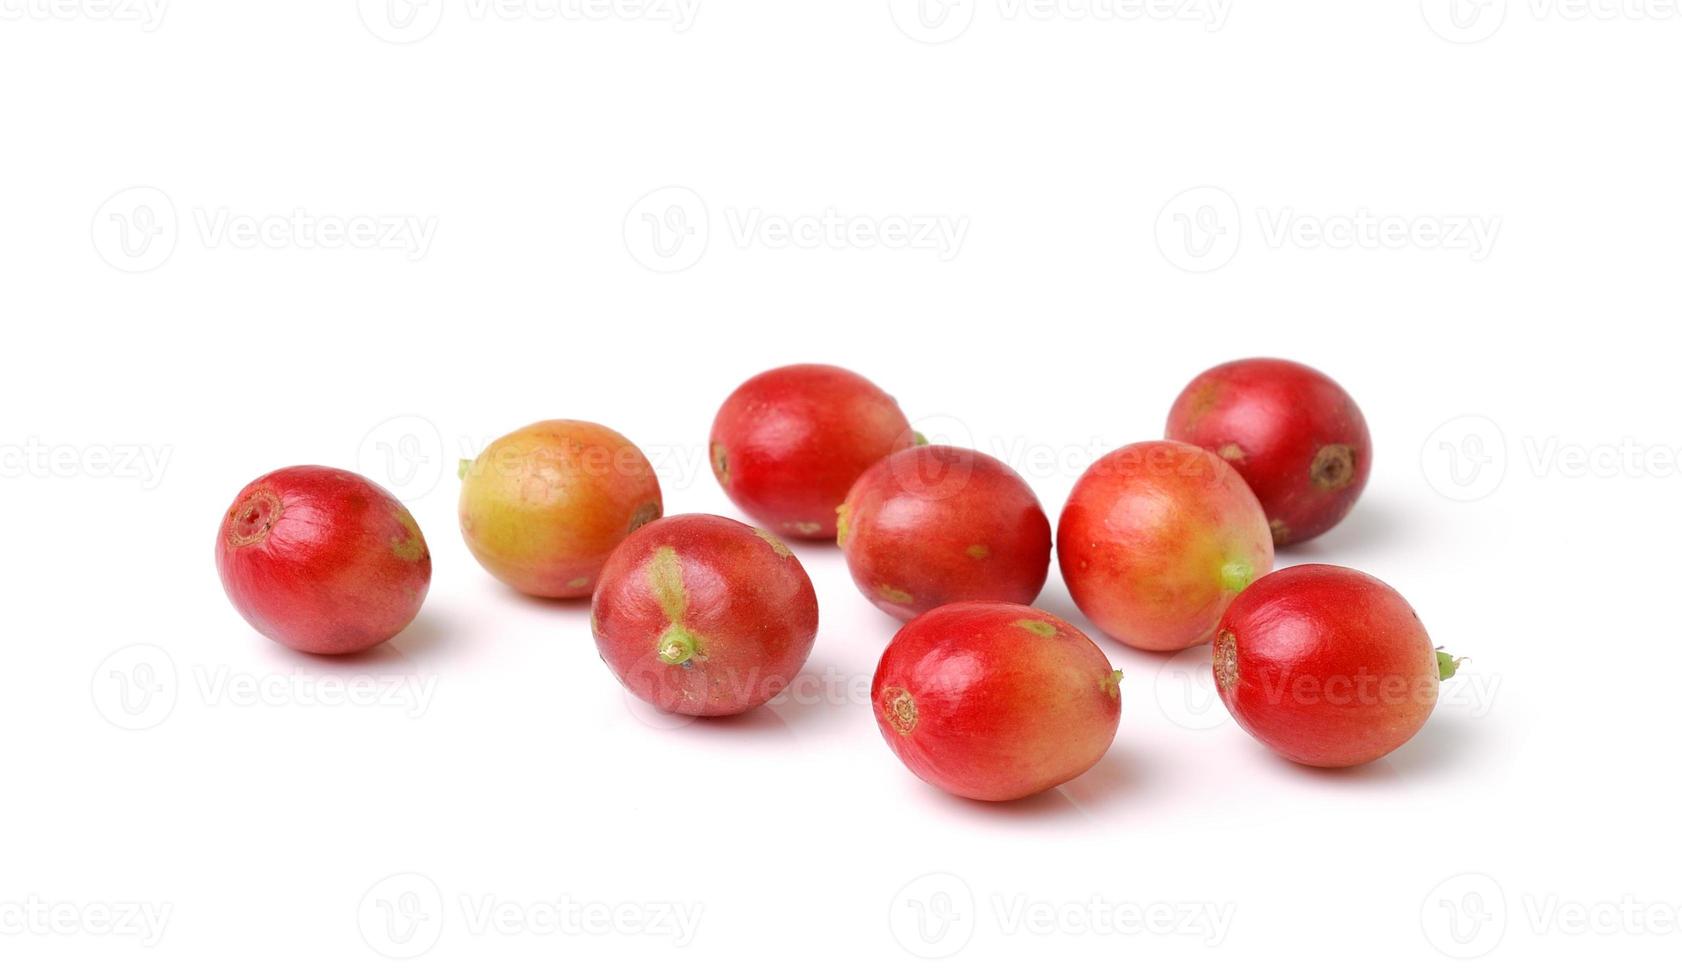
(1057, 441, 1274, 652)
(709, 364, 913, 540)
(839, 446, 1050, 621)
(871, 602, 1122, 802)
(216, 466, 431, 655)
(592, 514, 818, 716)
(1214, 564, 1437, 768)
(1166, 358, 1371, 546)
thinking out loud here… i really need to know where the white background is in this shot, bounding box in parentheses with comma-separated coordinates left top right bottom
(3, 1, 1678, 974)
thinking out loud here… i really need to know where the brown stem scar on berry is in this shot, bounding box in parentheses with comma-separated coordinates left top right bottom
(1269, 519, 1290, 546)
(710, 443, 729, 485)
(1214, 630, 1239, 693)
(1218, 443, 1246, 462)
(1186, 381, 1222, 422)
(882, 686, 918, 735)
(227, 488, 283, 548)
(627, 500, 661, 534)
(1310, 444, 1356, 490)
(753, 527, 792, 558)
(1014, 619, 1056, 637)
(966, 544, 990, 559)
(835, 504, 851, 548)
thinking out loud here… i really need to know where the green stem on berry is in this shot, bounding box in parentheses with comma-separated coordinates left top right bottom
(657, 625, 701, 667)
(1436, 647, 1465, 680)
(1220, 560, 1255, 594)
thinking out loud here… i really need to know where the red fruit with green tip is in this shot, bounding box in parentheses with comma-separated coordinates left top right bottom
(215, 465, 431, 655)
(1214, 564, 1452, 768)
(1058, 440, 1274, 652)
(709, 364, 914, 540)
(1166, 357, 1371, 546)
(838, 445, 1051, 621)
(871, 602, 1122, 802)
(592, 514, 818, 717)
